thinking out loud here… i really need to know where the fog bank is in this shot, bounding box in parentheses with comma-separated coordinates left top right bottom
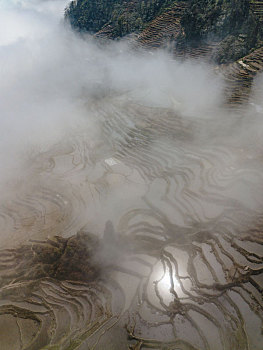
(0, 0, 263, 245)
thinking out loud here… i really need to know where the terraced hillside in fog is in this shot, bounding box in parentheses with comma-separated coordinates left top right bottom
(66, 0, 263, 105)
(0, 0, 263, 349)
(66, 0, 263, 61)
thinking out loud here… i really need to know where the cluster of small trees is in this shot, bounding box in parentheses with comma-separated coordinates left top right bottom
(65, 0, 177, 37)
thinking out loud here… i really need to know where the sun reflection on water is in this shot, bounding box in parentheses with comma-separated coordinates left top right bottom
(157, 267, 180, 291)
(147, 260, 182, 306)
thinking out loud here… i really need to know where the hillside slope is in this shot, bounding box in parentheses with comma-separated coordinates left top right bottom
(65, 0, 263, 63)
(65, 0, 263, 106)
(65, 0, 177, 38)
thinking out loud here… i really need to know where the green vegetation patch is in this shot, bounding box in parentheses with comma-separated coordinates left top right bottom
(65, 0, 179, 37)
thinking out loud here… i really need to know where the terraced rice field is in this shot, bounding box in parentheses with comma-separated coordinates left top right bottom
(136, 2, 187, 49)
(1, 1, 263, 349)
(219, 46, 263, 108)
(133, 0, 263, 107)
(250, 0, 263, 22)
(0, 88, 263, 349)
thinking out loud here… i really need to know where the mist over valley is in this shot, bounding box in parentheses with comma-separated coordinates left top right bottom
(0, 1, 263, 349)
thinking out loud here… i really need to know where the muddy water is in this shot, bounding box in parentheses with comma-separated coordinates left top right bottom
(0, 95, 262, 350)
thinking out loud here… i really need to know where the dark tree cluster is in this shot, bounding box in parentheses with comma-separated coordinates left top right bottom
(65, 0, 177, 37)
(181, 0, 263, 63)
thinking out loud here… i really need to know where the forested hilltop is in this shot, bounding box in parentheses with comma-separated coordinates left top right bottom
(65, 0, 263, 64)
(65, 0, 177, 37)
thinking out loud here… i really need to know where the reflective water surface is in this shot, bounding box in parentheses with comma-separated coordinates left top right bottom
(0, 92, 262, 349)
